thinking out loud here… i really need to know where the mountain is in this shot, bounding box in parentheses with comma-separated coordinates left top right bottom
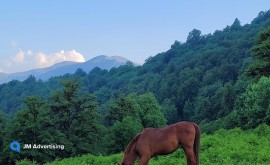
(1, 10, 270, 121)
(0, 55, 130, 84)
(0, 72, 7, 77)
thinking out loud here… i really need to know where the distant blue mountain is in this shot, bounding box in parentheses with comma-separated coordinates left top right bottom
(0, 55, 130, 84)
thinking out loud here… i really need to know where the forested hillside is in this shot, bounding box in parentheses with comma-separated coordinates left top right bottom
(0, 10, 270, 164)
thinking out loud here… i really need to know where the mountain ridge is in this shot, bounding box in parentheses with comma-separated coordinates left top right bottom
(0, 55, 130, 84)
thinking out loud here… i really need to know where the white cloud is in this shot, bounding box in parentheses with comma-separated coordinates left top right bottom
(34, 50, 85, 68)
(13, 50, 25, 63)
(4, 61, 12, 67)
(2, 49, 86, 73)
(26, 50, 33, 56)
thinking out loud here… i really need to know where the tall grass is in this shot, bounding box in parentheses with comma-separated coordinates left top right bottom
(16, 124, 270, 165)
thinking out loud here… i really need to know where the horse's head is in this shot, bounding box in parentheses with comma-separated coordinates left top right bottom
(119, 158, 134, 165)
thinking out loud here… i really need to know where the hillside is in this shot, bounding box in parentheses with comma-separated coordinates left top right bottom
(0, 11, 269, 118)
(0, 55, 129, 84)
(1, 10, 270, 165)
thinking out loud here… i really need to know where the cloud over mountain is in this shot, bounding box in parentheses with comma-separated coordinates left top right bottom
(1, 50, 86, 73)
(34, 50, 85, 68)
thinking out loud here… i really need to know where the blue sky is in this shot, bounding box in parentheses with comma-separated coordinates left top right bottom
(1, 1, 270, 73)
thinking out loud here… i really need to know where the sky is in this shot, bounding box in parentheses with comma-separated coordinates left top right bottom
(1, 1, 270, 73)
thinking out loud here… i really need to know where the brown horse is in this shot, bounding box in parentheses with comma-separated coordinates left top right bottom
(121, 121, 200, 165)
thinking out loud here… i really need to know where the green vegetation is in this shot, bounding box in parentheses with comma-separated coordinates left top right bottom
(246, 26, 270, 79)
(231, 76, 270, 129)
(0, 10, 270, 164)
(15, 125, 270, 165)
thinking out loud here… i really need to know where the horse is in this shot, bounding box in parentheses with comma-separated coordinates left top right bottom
(120, 121, 200, 165)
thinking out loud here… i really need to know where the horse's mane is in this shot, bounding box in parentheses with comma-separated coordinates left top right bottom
(124, 133, 141, 155)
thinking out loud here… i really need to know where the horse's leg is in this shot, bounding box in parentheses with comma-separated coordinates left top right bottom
(182, 147, 191, 165)
(138, 155, 150, 165)
(183, 145, 196, 165)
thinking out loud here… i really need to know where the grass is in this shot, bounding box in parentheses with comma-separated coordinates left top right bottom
(16, 124, 270, 165)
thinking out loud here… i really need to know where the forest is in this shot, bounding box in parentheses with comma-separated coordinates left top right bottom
(0, 10, 270, 164)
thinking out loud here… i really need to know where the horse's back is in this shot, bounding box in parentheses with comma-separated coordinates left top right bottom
(137, 122, 197, 151)
(138, 122, 196, 141)
(136, 125, 179, 155)
(139, 125, 176, 140)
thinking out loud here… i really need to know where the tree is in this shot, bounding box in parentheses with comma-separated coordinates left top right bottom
(245, 27, 270, 79)
(230, 18, 241, 31)
(108, 116, 143, 153)
(105, 93, 166, 153)
(74, 68, 87, 77)
(3, 96, 55, 164)
(218, 83, 235, 117)
(49, 80, 103, 157)
(161, 99, 179, 124)
(106, 92, 166, 128)
(137, 93, 166, 128)
(105, 93, 141, 126)
(183, 100, 195, 121)
(0, 111, 6, 159)
(171, 40, 181, 49)
(105, 94, 142, 153)
(232, 77, 270, 129)
(186, 29, 202, 45)
(194, 81, 223, 121)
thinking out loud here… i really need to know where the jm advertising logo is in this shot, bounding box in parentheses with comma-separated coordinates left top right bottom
(10, 141, 20, 153)
(9, 141, 65, 152)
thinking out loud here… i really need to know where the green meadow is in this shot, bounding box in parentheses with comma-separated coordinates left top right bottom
(16, 124, 270, 165)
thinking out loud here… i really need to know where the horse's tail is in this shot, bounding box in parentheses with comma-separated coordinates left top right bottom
(123, 132, 141, 155)
(193, 123, 201, 165)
